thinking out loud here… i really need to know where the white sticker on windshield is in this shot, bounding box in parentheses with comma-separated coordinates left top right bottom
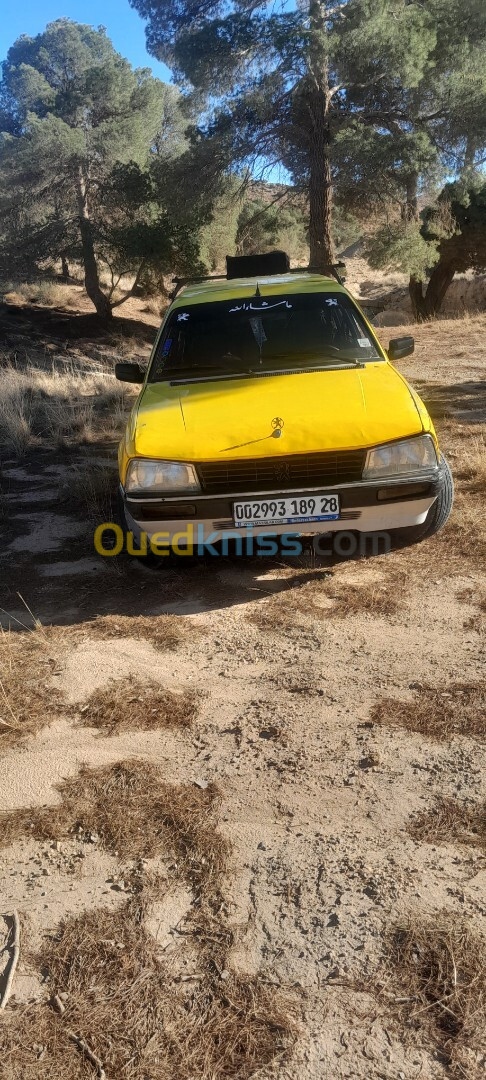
(228, 300, 292, 313)
(358, 337, 371, 347)
(177, 312, 190, 321)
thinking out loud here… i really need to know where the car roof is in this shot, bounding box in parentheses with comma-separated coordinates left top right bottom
(171, 271, 348, 310)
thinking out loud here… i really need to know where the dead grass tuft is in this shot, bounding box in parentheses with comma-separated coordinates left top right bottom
(80, 613, 193, 651)
(60, 461, 119, 524)
(371, 681, 486, 740)
(0, 359, 134, 454)
(408, 796, 485, 851)
(80, 677, 198, 736)
(0, 761, 227, 897)
(0, 903, 297, 1080)
(0, 616, 190, 749)
(449, 433, 486, 493)
(248, 574, 402, 633)
(0, 760, 298, 1077)
(325, 579, 401, 617)
(381, 916, 486, 1078)
(0, 627, 63, 749)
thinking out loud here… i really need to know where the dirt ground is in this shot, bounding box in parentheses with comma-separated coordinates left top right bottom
(0, 281, 485, 1078)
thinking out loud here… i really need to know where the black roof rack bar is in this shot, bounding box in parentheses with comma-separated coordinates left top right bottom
(170, 262, 345, 299)
(170, 272, 227, 300)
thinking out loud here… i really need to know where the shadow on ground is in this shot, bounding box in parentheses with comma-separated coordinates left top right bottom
(1, 444, 379, 630)
(0, 299, 157, 351)
(416, 379, 486, 424)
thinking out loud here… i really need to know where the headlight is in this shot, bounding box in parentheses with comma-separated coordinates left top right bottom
(125, 459, 200, 494)
(363, 435, 438, 480)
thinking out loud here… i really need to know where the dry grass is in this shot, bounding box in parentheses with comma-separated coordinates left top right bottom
(435, 495, 486, 564)
(0, 761, 297, 1079)
(249, 574, 402, 633)
(0, 761, 227, 896)
(79, 677, 198, 736)
(325, 578, 401, 616)
(0, 627, 64, 749)
(408, 796, 485, 851)
(0, 903, 297, 1080)
(59, 460, 119, 524)
(452, 435, 486, 495)
(371, 681, 486, 740)
(0, 359, 133, 454)
(5, 281, 67, 307)
(80, 613, 194, 651)
(380, 916, 486, 1078)
(0, 618, 192, 749)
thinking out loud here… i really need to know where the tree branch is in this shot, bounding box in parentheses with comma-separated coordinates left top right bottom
(110, 261, 146, 309)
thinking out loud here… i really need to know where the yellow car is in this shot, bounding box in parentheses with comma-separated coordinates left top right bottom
(116, 252, 453, 556)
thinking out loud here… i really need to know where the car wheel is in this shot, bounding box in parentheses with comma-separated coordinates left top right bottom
(391, 455, 454, 547)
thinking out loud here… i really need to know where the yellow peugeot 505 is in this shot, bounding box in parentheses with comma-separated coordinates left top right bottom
(115, 252, 453, 552)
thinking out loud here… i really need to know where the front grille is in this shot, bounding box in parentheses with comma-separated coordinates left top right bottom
(196, 450, 365, 495)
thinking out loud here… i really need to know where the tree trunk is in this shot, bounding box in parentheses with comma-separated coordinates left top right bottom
(76, 167, 112, 320)
(409, 276, 428, 320)
(404, 171, 428, 320)
(307, 1, 335, 271)
(60, 254, 70, 282)
(423, 258, 456, 317)
(404, 172, 456, 318)
(308, 91, 335, 270)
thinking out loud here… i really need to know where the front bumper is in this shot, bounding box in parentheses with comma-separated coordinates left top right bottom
(121, 470, 442, 544)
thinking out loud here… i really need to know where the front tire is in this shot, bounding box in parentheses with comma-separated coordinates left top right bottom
(391, 455, 454, 547)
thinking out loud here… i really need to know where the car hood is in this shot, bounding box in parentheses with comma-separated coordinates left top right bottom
(131, 363, 424, 461)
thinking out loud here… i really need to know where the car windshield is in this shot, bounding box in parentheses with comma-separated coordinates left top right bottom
(148, 291, 382, 382)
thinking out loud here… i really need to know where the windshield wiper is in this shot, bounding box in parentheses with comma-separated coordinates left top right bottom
(259, 352, 366, 368)
(164, 368, 253, 385)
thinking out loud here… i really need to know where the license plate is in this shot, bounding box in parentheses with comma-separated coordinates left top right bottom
(233, 493, 340, 527)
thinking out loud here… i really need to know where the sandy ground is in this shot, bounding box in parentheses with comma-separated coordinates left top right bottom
(0, 293, 485, 1077)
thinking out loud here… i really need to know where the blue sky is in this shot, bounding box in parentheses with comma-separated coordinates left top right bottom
(0, 0, 172, 81)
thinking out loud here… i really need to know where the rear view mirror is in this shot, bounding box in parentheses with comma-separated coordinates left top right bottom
(388, 336, 414, 362)
(115, 362, 145, 384)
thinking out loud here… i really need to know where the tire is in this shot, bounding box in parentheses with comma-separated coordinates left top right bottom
(390, 454, 454, 547)
(420, 454, 454, 538)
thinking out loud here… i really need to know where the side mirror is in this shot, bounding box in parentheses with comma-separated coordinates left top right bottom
(388, 336, 414, 362)
(115, 362, 145, 384)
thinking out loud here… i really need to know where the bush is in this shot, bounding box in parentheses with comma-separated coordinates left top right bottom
(16, 281, 66, 307)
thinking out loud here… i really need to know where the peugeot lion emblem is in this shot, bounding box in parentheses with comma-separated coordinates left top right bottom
(273, 461, 291, 482)
(271, 416, 284, 439)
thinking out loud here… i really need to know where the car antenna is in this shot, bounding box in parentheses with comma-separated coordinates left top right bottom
(254, 282, 261, 297)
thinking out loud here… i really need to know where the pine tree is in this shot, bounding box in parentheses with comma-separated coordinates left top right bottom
(0, 20, 190, 318)
(345, 0, 486, 316)
(130, 0, 439, 272)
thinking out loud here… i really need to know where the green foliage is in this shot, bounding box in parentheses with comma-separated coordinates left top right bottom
(132, 0, 486, 294)
(236, 196, 307, 262)
(423, 180, 486, 275)
(0, 19, 197, 315)
(366, 222, 439, 281)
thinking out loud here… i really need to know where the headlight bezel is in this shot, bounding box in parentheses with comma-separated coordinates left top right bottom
(363, 434, 439, 481)
(125, 458, 201, 495)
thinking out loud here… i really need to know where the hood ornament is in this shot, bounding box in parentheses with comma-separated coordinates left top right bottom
(219, 416, 285, 453)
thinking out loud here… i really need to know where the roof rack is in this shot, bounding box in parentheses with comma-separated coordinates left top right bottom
(170, 261, 346, 299)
